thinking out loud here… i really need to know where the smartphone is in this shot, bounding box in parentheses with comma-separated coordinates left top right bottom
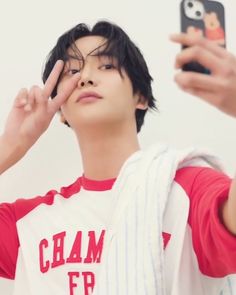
(180, 0, 226, 74)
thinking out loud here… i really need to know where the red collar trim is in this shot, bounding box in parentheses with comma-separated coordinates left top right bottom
(80, 174, 116, 191)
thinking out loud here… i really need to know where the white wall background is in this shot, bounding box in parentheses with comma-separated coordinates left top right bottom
(0, 0, 236, 294)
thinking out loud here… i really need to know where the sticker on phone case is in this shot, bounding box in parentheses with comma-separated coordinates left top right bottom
(203, 12, 225, 45)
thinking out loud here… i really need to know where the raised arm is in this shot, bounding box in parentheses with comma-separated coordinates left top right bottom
(170, 33, 236, 235)
(0, 60, 80, 175)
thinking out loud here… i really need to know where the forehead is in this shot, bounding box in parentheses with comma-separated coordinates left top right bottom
(68, 35, 108, 58)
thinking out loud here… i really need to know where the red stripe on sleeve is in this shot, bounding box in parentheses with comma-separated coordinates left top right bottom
(175, 166, 236, 277)
(0, 176, 83, 279)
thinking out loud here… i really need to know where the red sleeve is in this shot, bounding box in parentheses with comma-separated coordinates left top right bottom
(0, 190, 57, 279)
(0, 177, 82, 280)
(0, 202, 19, 279)
(175, 166, 236, 277)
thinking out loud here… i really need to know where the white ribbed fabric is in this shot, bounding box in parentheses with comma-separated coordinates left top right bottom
(93, 143, 222, 295)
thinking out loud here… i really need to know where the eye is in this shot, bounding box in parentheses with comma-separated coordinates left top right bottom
(100, 64, 116, 70)
(67, 68, 81, 75)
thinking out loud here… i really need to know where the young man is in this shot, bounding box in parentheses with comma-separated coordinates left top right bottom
(0, 21, 236, 295)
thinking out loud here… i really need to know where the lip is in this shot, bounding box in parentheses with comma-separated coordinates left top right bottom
(76, 91, 102, 102)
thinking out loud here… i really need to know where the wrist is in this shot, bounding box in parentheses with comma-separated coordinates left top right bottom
(0, 134, 28, 174)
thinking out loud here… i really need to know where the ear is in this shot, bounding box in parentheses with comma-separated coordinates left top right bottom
(136, 95, 148, 110)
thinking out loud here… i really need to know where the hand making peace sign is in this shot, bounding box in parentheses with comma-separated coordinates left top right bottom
(1, 60, 80, 152)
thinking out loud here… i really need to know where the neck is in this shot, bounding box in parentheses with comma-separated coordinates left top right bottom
(76, 125, 140, 180)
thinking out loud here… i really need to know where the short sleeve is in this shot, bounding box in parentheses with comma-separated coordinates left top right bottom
(175, 166, 236, 277)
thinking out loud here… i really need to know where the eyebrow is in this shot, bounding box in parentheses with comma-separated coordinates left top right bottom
(67, 41, 112, 60)
(66, 54, 83, 61)
(66, 52, 114, 63)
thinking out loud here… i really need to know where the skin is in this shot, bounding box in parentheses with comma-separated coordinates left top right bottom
(58, 36, 148, 180)
(0, 61, 81, 173)
(0, 33, 235, 235)
(170, 33, 236, 235)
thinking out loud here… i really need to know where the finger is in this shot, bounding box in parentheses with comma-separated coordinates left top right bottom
(175, 45, 224, 74)
(188, 88, 236, 118)
(48, 73, 81, 113)
(170, 33, 229, 59)
(180, 85, 236, 117)
(34, 86, 50, 117)
(14, 88, 29, 108)
(174, 71, 225, 93)
(43, 60, 64, 98)
(180, 85, 221, 108)
(175, 73, 230, 112)
(26, 85, 39, 112)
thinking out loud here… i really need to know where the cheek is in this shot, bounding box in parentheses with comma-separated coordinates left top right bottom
(60, 104, 67, 120)
(60, 96, 72, 118)
(112, 75, 134, 97)
(60, 103, 76, 128)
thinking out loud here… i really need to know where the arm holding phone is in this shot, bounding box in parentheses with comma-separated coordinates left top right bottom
(170, 32, 236, 235)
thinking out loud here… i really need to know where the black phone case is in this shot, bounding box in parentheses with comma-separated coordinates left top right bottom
(180, 0, 226, 73)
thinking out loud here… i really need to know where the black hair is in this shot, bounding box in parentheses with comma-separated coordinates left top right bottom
(42, 20, 157, 132)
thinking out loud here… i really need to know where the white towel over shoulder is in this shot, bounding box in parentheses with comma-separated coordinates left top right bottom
(93, 143, 223, 295)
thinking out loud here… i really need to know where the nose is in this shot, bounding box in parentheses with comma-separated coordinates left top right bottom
(80, 79, 94, 87)
(78, 63, 96, 88)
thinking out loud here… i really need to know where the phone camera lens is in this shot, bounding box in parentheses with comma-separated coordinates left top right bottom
(196, 10, 201, 17)
(187, 1, 194, 8)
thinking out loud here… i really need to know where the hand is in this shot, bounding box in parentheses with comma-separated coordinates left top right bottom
(170, 33, 236, 118)
(2, 60, 80, 151)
